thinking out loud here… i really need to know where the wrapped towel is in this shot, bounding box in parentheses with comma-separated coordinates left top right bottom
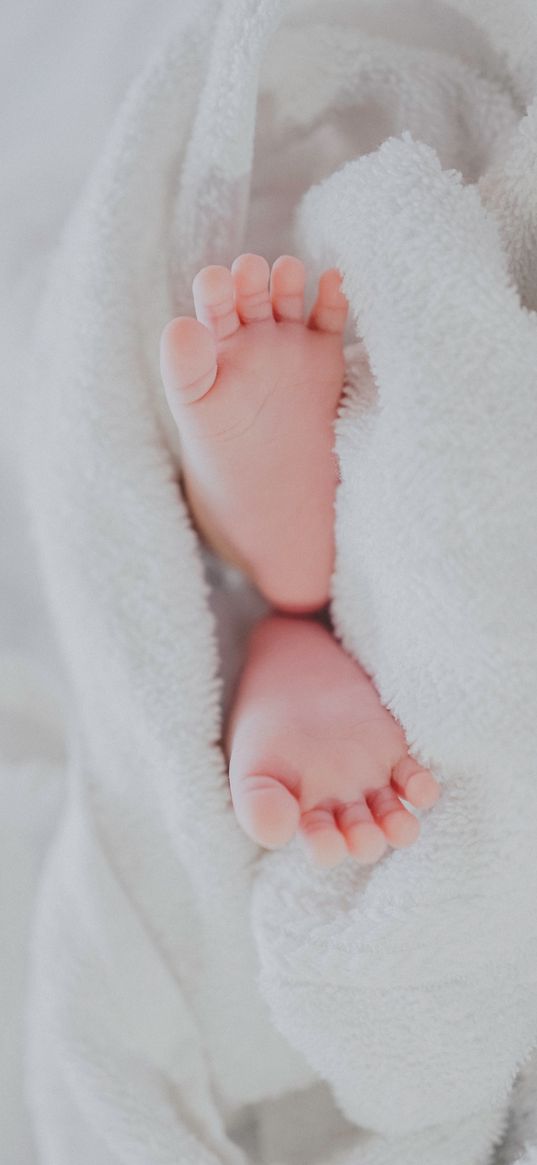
(18, 1, 537, 1162)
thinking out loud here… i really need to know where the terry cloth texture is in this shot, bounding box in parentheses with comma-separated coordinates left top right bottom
(14, 1, 537, 1162)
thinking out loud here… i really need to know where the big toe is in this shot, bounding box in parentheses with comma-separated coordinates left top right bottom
(232, 774, 301, 850)
(160, 316, 217, 406)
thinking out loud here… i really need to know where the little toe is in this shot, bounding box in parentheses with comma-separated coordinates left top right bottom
(232, 774, 300, 850)
(300, 806, 348, 868)
(192, 265, 240, 340)
(231, 254, 272, 323)
(336, 800, 387, 864)
(160, 317, 217, 406)
(270, 255, 306, 323)
(308, 269, 348, 334)
(367, 786, 420, 849)
(391, 756, 441, 810)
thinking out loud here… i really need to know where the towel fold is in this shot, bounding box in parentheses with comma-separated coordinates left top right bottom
(18, 2, 537, 1162)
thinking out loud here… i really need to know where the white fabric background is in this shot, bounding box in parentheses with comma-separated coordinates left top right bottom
(0, 4, 180, 1159)
(3, 3, 537, 1163)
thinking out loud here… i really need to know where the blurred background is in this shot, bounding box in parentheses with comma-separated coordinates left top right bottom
(1, 0, 185, 673)
(2, 4, 532, 1162)
(1, 4, 184, 1158)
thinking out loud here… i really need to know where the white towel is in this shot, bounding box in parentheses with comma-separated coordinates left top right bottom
(19, 2, 537, 1163)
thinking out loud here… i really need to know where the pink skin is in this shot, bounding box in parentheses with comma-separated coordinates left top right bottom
(226, 616, 439, 868)
(160, 254, 346, 612)
(160, 255, 440, 866)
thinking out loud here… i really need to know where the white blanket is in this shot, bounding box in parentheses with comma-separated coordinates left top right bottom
(19, 1, 537, 1162)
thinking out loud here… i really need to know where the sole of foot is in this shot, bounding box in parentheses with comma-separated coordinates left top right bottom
(160, 254, 349, 611)
(227, 616, 440, 868)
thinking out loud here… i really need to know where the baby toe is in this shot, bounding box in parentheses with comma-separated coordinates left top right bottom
(270, 255, 306, 323)
(160, 317, 217, 406)
(300, 806, 348, 868)
(192, 265, 240, 340)
(308, 268, 348, 334)
(231, 253, 272, 323)
(336, 800, 387, 864)
(367, 786, 420, 848)
(392, 756, 441, 810)
(232, 773, 300, 850)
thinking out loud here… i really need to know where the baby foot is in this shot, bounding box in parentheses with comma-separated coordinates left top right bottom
(227, 616, 440, 868)
(160, 254, 348, 612)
